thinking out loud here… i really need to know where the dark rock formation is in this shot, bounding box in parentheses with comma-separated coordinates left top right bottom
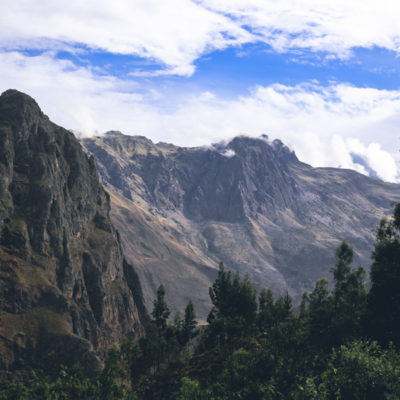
(82, 132, 400, 319)
(0, 90, 147, 374)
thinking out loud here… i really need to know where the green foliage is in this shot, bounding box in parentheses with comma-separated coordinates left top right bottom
(299, 341, 400, 399)
(368, 206, 400, 346)
(180, 300, 198, 346)
(174, 377, 205, 400)
(258, 288, 275, 331)
(99, 345, 124, 400)
(129, 333, 156, 384)
(150, 284, 171, 371)
(152, 284, 170, 331)
(0, 365, 100, 400)
(5, 204, 400, 400)
(126, 285, 199, 394)
(301, 241, 367, 350)
(332, 241, 353, 285)
(331, 241, 367, 345)
(207, 263, 257, 346)
(306, 278, 333, 349)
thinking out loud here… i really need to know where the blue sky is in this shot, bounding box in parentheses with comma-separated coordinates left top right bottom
(30, 43, 400, 99)
(0, 0, 400, 181)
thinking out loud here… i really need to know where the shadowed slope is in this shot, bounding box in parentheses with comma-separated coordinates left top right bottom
(0, 90, 147, 373)
(82, 132, 400, 319)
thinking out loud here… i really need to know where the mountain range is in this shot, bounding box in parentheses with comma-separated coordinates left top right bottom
(81, 131, 400, 318)
(1, 89, 400, 373)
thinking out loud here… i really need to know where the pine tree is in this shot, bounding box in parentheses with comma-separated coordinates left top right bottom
(331, 241, 367, 344)
(208, 262, 232, 323)
(367, 203, 400, 346)
(151, 284, 170, 370)
(258, 288, 275, 332)
(99, 345, 123, 400)
(332, 241, 353, 298)
(307, 278, 333, 349)
(152, 284, 170, 331)
(181, 300, 197, 346)
(206, 263, 257, 346)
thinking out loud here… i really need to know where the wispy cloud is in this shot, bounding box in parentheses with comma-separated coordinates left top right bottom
(0, 51, 146, 133)
(201, 0, 400, 57)
(0, 0, 251, 76)
(2, 1, 400, 76)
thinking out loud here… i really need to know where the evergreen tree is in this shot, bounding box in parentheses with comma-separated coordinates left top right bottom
(331, 241, 367, 344)
(274, 292, 293, 324)
(332, 241, 353, 297)
(307, 278, 333, 349)
(151, 284, 170, 370)
(207, 263, 257, 346)
(302, 340, 400, 399)
(258, 288, 275, 332)
(368, 203, 400, 346)
(99, 345, 124, 400)
(152, 284, 170, 331)
(208, 262, 233, 323)
(180, 300, 197, 346)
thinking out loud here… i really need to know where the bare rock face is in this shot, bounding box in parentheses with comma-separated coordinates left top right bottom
(0, 90, 147, 373)
(82, 132, 400, 319)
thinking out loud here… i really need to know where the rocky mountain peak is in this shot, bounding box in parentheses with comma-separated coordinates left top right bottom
(105, 130, 124, 136)
(81, 130, 400, 318)
(0, 90, 147, 373)
(0, 89, 45, 130)
(225, 135, 298, 163)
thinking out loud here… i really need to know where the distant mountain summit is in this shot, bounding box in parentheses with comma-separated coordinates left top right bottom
(82, 131, 400, 318)
(0, 90, 147, 373)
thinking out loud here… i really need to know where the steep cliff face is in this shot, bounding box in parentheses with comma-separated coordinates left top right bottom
(82, 132, 400, 319)
(0, 90, 147, 373)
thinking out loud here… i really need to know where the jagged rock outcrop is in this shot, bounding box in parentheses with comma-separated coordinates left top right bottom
(0, 90, 147, 373)
(82, 132, 400, 319)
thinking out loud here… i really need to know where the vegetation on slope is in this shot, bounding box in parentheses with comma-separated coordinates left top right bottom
(2, 204, 400, 399)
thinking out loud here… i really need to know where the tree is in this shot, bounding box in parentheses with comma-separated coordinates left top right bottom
(151, 284, 170, 370)
(302, 341, 400, 399)
(332, 241, 353, 297)
(368, 203, 400, 346)
(180, 300, 197, 346)
(307, 278, 333, 350)
(331, 241, 367, 344)
(258, 288, 275, 332)
(175, 377, 205, 400)
(274, 292, 292, 324)
(208, 262, 233, 323)
(206, 263, 257, 346)
(152, 284, 170, 331)
(99, 345, 123, 400)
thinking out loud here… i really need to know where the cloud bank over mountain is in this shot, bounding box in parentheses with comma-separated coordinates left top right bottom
(1, 0, 399, 181)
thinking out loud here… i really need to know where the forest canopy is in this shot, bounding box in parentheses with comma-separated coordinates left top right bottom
(2, 205, 400, 399)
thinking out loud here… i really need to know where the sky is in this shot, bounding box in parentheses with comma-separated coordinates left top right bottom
(1, 1, 400, 182)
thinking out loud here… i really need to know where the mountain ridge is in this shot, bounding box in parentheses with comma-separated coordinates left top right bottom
(81, 131, 400, 318)
(0, 90, 147, 373)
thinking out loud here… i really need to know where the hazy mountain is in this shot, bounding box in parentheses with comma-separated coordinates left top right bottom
(82, 132, 400, 318)
(0, 91, 147, 373)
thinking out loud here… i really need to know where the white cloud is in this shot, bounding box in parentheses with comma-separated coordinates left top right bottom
(0, 0, 400, 76)
(2, 1, 400, 76)
(346, 138, 398, 182)
(1, 51, 399, 182)
(0, 51, 148, 134)
(202, 0, 400, 57)
(0, 0, 251, 76)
